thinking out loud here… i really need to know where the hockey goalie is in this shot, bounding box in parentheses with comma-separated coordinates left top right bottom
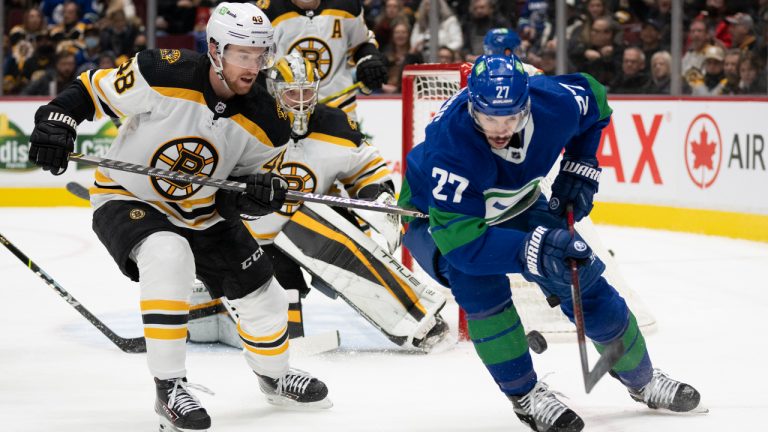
(187, 53, 451, 352)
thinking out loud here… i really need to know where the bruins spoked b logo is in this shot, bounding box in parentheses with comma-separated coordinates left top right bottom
(278, 162, 316, 216)
(288, 38, 333, 80)
(150, 137, 219, 200)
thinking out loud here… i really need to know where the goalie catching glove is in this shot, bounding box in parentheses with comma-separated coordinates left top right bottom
(216, 173, 288, 220)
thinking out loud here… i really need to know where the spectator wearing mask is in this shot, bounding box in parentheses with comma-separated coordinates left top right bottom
(21, 51, 77, 96)
(75, 26, 103, 68)
(611, 46, 651, 94)
(410, 0, 463, 58)
(690, 45, 727, 96)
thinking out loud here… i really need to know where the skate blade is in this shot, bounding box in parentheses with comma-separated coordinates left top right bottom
(158, 415, 208, 432)
(419, 332, 457, 354)
(264, 394, 333, 410)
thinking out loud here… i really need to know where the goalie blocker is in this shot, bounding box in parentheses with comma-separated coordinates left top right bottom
(188, 202, 451, 352)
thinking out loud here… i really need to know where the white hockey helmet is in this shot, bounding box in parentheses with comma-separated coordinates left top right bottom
(207, 2, 275, 77)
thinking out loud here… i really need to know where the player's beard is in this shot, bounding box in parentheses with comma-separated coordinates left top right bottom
(486, 134, 513, 149)
(224, 71, 257, 95)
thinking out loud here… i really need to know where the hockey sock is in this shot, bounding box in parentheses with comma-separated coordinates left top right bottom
(286, 289, 305, 338)
(467, 300, 537, 396)
(594, 312, 653, 390)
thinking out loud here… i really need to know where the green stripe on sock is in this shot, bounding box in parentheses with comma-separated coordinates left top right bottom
(468, 306, 529, 365)
(595, 313, 647, 372)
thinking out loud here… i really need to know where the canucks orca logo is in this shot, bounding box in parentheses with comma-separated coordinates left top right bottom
(149, 137, 219, 200)
(288, 37, 333, 80)
(278, 161, 317, 216)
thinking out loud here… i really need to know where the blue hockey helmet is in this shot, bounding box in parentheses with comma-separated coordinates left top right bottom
(467, 54, 531, 135)
(483, 28, 521, 56)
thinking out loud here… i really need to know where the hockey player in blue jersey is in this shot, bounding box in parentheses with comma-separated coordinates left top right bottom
(484, 28, 522, 57)
(398, 55, 703, 431)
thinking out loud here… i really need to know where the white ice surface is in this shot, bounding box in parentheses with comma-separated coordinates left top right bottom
(1, 208, 766, 431)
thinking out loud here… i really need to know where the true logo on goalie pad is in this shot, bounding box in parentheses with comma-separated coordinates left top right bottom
(149, 137, 219, 200)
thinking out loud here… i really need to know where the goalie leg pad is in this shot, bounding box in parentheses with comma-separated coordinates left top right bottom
(187, 281, 241, 348)
(275, 202, 447, 349)
(227, 277, 290, 379)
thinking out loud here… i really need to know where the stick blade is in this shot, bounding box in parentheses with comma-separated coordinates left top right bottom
(65, 181, 90, 200)
(585, 339, 624, 393)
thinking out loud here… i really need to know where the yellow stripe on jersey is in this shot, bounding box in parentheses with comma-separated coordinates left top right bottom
(152, 87, 206, 105)
(140, 299, 190, 312)
(320, 9, 356, 19)
(95, 169, 114, 184)
(347, 169, 392, 196)
(292, 211, 426, 314)
(340, 157, 385, 184)
(231, 114, 274, 147)
(271, 11, 302, 27)
(92, 68, 126, 118)
(307, 132, 357, 148)
(78, 71, 103, 119)
(89, 187, 135, 198)
(144, 327, 188, 340)
(176, 194, 215, 208)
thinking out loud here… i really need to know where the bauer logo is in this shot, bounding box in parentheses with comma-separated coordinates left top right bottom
(684, 113, 723, 189)
(0, 114, 34, 170)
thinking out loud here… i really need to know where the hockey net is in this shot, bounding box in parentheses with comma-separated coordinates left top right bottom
(400, 63, 656, 341)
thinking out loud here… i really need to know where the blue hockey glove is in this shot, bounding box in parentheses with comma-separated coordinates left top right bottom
(518, 226, 605, 296)
(548, 156, 601, 222)
(29, 105, 77, 175)
(216, 173, 288, 220)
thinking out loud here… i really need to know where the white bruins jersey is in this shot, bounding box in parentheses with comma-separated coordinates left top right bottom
(246, 104, 391, 243)
(78, 49, 291, 230)
(259, 0, 375, 117)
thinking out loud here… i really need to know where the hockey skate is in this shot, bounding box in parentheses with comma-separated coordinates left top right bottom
(155, 377, 213, 432)
(508, 381, 584, 432)
(256, 368, 332, 409)
(628, 368, 704, 413)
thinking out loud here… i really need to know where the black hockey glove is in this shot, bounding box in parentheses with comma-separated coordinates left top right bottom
(548, 156, 601, 222)
(216, 173, 288, 220)
(29, 105, 78, 175)
(355, 53, 388, 90)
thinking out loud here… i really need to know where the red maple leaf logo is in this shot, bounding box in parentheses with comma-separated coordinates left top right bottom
(690, 126, 717, 170)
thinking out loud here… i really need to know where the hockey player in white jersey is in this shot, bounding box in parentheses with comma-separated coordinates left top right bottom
(189, 53, 451, 352)
(257, 0, 388, 119)
(27, 3, 332, 431)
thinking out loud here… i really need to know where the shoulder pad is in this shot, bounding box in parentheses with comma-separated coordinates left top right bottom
(320, 0, 363, 16)
(137, 49, 206, 91)
(239, 84, 293, 147)
(309, 105, 364, 146)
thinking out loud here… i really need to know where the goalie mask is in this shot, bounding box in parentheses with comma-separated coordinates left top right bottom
(266, 53, 320, 136)
(207, 2, 275, 86)
(467, 54, 532, 161)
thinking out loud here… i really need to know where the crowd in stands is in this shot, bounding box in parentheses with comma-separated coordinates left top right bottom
(3, 0, 768, 96)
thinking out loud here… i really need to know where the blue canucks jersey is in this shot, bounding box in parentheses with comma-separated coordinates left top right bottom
(399, 73, 612, 276)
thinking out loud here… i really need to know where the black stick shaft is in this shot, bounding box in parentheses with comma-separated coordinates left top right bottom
(0, 232, 146, 353)
(69, 153, 427, 218)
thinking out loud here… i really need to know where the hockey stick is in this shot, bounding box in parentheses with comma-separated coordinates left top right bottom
(566, 205, 623, 393)
(66, 181, 90, 200)
(0, 232, 146, 353)
(318, 81, 370, 105)
(68, 153, 427, 218)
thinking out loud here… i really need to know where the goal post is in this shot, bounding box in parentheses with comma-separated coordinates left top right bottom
(400, 63, 656, 342)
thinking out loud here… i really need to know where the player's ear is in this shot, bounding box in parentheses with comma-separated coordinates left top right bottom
(208, 41, 221, 65)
